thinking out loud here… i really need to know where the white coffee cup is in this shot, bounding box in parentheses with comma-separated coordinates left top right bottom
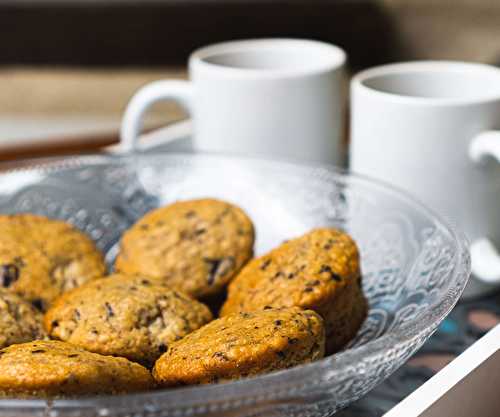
(350, 61, 500, 298)
(120, 39, 347, 165)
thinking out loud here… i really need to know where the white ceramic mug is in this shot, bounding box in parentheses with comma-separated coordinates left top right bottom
(350, 61, 500, 298)
(120, 39, 347, 165)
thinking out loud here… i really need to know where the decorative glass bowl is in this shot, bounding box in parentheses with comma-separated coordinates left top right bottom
(0, 153, 470, 417)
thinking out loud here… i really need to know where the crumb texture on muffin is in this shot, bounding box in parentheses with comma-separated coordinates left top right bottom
(45, 274, 213, 366)
(221, 228, 367, 353)
(153, 307, 325, 386)
(0, 289, 46, 349)
(0, 340, 154, 397)
(0, 214, 106, 310)
(115, 199, 255, 299)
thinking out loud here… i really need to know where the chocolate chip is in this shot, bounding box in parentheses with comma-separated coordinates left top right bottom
(323, 239, 336, 250)
(276, 351, 286, 359)
(319, 265, 332, 274)
(0, 264, 19, 287)
(51, 320, 59, 328)
(213, 351, 229, 361)
(31, 299, 44, 311)
(264, 306, 273, 310)
(319, 265, 342, 282)
(104, 302, 114, 318)
(260, 259, 271, 271)
(141, 279, 151, 286)
(331, 273, 342, 282)
(158, 343, 168, 353)
(287, 273, 295, 279)
(274, 320, 282, 326)
(204, 257, 235, 285)
(304, 287, 314, 292)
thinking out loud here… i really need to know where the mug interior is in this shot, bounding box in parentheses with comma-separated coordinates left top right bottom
(357, 62, 500, 102)
(192, 39, 345, 74)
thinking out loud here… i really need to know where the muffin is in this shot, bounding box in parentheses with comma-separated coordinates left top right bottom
(0, 214, 106, 310)
(153, 307, 325, 386)
(221, 228, 367, 353)
(115, 199, 254, 299)
(45, 274, 213, 366)
(0, 340, 154, 397)
(0, 289, 46, 349)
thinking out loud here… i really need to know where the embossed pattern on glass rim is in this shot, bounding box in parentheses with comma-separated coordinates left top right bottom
(0, 153, 471, 417)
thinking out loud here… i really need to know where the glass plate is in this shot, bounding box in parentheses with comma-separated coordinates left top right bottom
(0, 152, 470, 417)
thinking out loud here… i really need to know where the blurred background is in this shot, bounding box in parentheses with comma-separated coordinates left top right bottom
(1, 0, 500, 160)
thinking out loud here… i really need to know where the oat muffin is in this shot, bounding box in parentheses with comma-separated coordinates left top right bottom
(45, 274, 213, 366)
(0, 214, 106, 310)
(115, 199, 254, 299)
(221, 228, 367, 353)
(153, 307, 325, 386)
(0, 289, 46, 349)
(0, 340, 154, 397)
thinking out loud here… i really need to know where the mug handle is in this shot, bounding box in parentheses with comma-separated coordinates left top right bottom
(120, 80, 193, 152)
(468, 130, 500, 284)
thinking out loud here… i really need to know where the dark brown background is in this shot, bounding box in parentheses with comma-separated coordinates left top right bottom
(0, 0, 401, 69)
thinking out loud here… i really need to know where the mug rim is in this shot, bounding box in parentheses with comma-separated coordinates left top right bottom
(351, 61, 500, 106)
(188, 38, 346, 79)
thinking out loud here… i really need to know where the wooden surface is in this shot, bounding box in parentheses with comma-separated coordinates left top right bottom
(0, 122, 174, 163)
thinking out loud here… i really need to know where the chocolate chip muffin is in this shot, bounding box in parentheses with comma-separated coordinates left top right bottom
(221, 228, 367, 353)
(0, 214, 106, 310)
(0, 289, 46, 349)
(153, 307, 325, 386)
(45, 274, 213, 366)
(115, 199, 254, 299)
(0, 340, 154, 397)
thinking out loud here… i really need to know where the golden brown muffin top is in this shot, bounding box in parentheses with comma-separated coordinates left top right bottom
(115, 199, 254, 298)
(221, 228, 360, 316)
(153, 307, 325, 386)
(0, 340, 154, 397)
(0, 214, 106, 310)
(45, 274, 213, 366)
